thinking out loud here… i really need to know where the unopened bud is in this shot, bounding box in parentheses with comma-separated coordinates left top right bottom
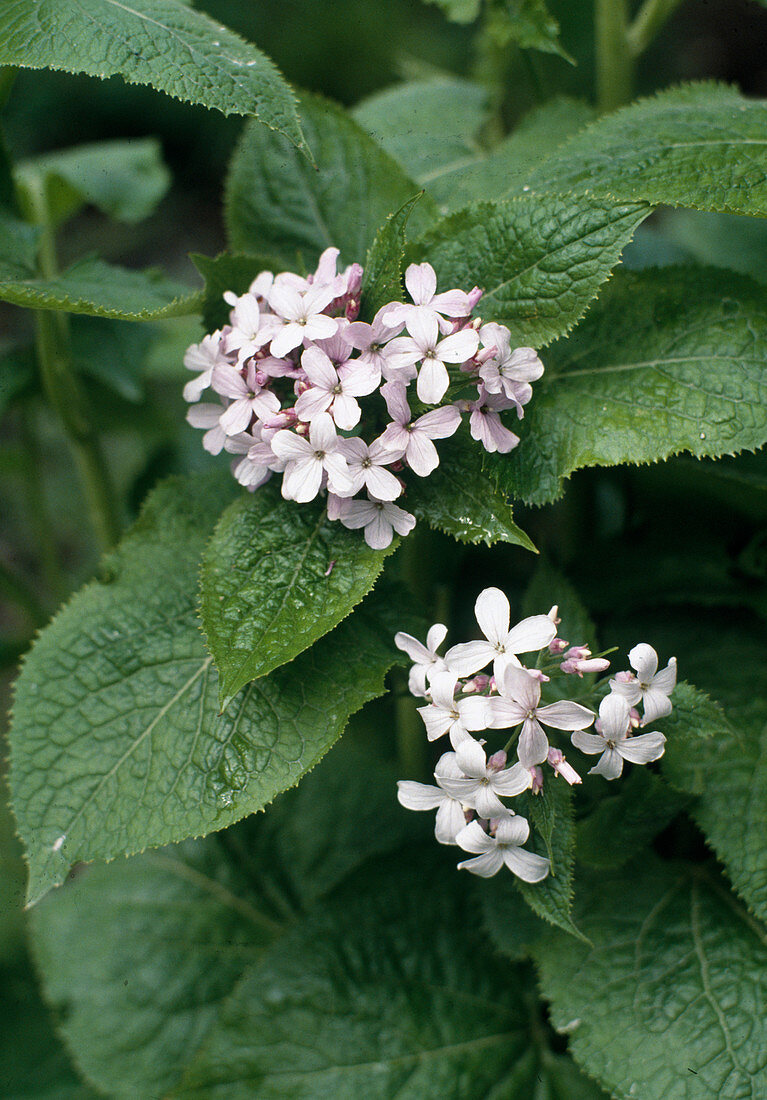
(549, 637, 569, 654)
(487, 749, 507, 772)
(462, 673, 491, 693)
(629, 706, 642, 729)
(467, 286, 483, 311)
(530, 766, 544, 794)
(547, 747, 582, 786)
(295, 421, 310, 436)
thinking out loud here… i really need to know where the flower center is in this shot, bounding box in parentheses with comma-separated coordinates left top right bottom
(332, 383, 343, 395)
(361, 457, 372, 468)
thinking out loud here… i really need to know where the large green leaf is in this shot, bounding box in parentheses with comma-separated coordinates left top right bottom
(191, 251, 286, 332)
(359, 194, 423, 320)
(535, 860, 767, 1099)
(225, 91, 437, 268)
(173, 853, 585, 1098)
(405, 430, 536, 549)
(522, 82, 767, 218)
(29, 736, 416, 1099)
(353, 77, 490, 187)
(0, 0, 304, 150)
(576, 769, 683, 871)
(0, 254, 202, 320)
(9, 475, 402, 904)
(201, 483, 397, 708)
(519, 780, 582, 939)
(494, 267, 767, 505)
(410, 195, 647, 348)
(427, 98, 595, 211)
(16, 138, 170, 227)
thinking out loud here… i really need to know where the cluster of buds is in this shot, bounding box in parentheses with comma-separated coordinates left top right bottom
(183, 249, 543, 548)
(396, 588, 677, 881)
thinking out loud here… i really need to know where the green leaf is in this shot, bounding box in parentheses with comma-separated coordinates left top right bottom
(0, 0, 305, 151)
(522, 82, 767, 218)
(9, 475, 403, 904)
(0, 955, 99, 1099)
(520, 781, 583, 939)
(535, 859, 767, 1100)
(70, 316, 153, 402)
(29, 736, 416, 1099)
(0, 209, 39, 272)
(0, 344, 35, 417)
(191, 251, 285, 332)
(665, 702, 767, 925)
(422, 0, 482, 22)
(490, 0, 573, 63)
(662, 210, 767, 284)
(200, 483, 397, 708)
(427, 97, 595, 211)
(353, 77, 490, 185)
(409, 195, 648, 348)
(493, 266, 767, 505)
(16, 138, 170, 227)
(359, 193, 423, 320)
(479, 871, 548, 961)
(406, 429, 537, 549)
(660, 681, 735, 795)
(172, 855, 555, 1098)
(225, 91, 437, 269)
(0, 254, 202, 320)
(576, 769, 683, 870)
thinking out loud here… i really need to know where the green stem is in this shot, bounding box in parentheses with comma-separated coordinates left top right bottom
(18, 407, 68, 603)
(595, 0, 633, 112)
(626, 0, 685, 57)
(24, 179, 120, 551)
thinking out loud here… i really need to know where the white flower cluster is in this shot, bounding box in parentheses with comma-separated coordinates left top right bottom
(183, 249, 543, 548)
(396, 587, 677, 881)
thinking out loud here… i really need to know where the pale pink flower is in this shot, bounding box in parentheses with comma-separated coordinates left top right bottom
(383, 262, 477, 333)
(269, 283, 339, 357)
(328, 495, 415, 550)
(382, 312, 478, 404)
(487, 664, 595, 769)
(397, 752, 468, 845)
(436, 737, 532, 816)
(478, 323, 543, 410)
(468, 386, 520, 453)
(378, 381, 461, 476)
(270, 413, 351, 502)
(338, 437, 402, 501)
(211, 362, 280, 435)
(609, 644, 677, 725)
(294, 346, 378, 430)
(345, 307, 406, 383)
(395, 623, 450, 697)
(416, 672, 491, 748)
(571, 693, 666, 780)
(445, 587, 557, 683)
(546, 747, 582, 785)
(186, 402, 227, 455)
(455, 816, 549, 881)
(183, 331, 225, 402)
(222, 292, 274, 365)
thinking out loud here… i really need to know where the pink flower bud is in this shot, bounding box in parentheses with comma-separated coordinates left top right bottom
(614, 670, 635, 683)
(345, 297, 360, 321)
(462, 673, 491, 694)
(563, 645, 591, 661)
(629, 706, 642, 729)
(547, 747, 582, 785)
(254, 370, 268, 387)
(549, 637, 569, 654)
(530, 766, 544, 794)
(576, 657, 611, 674)
(295, 421, 309, 436)
(487, 750, 507, 772)
(467, 286, 483, 311)
(528, 668, 550, 683)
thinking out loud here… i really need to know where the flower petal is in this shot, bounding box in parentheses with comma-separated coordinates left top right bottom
(457, 850, 504, 877)
(619, 731, 666, 764)
(455, 820, 495, 855)
(517, 717, 549, 768)
(537, 700, 595, 731)
(475, 587, 510, 647)
(434, 798, 467, 845)
(506, 614, 557, 655)
(502, 846, 550, 883)
(629, 643, 659, 683)
(590, 748, 624, 780)
(396, 781, 445, 811)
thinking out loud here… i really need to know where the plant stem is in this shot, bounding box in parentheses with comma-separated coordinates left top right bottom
(626, 0, 685, 57)
(23, 178, 120, 552)
(18, 407, 68, 603)
(594, 0, 633, 112)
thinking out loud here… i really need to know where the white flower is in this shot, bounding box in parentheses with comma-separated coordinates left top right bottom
(383, 262, 475, 334)
(571, 693, 666, 780)
(416, 673, 491, 748)
(345, 307, 406, 382)
(487, 664, 596, 769)
(211, 362, 280, 435)
(438, 738, 533, 817)
(268, 283, 339, 358)
(186, 401, 227, 455)
(294, 346, 377, 430)
(183, 331, 224, 402)
(381, 312, 479, 404)
(397, 752, 467, 845)
(270, 413, 352, 502)
(456, 816, 550, 881)
(327, 495, 415, 549)
(378, 381, 461, 476)
(445, 587, 557, 683)
(222, 292, 274, 365)
(394, 623, 449, 697)
(338, 437, 402, 501)
(477, 323, 543, 408)
(609, 644, 677, 725)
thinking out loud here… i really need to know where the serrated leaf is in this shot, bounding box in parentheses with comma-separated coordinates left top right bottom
(0, 0, 305, 151)
(28, 737, 416, 1099)
(172, 853, 564, 1098)
(225, 91, 437, 268)
(353, 77, 490, 186)
(660, 681, 735, 795)
(405, 429, 536, 549)
(201, 483, 397, 708)
(492, 266, 767, 505)
(9, 475, 403, 904)
(519, 780, 583, 939)
(576, 769, 683, 870)
(16, 138, 170, 227)
(0, 254, 202, 320)
(191, 251, 285, 332)
(359, 194, 423, 320)
(535, 859, 767, 1100)
(522, 82, 767, 217)
(409, 195, 647, 348)
(492, 0, 572, 63)
(427, 97, 595, 211)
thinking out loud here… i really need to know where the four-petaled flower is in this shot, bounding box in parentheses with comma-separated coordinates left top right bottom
(445, 587, 557, 683)
(378, 381, 461, 476)
(609, 644, 677, 724)
(488, 665, 595, 768)
(436, 738, 533, 817)
(270, 413, 351, 502)
(571, 693, 666, 779)
(456, 816, 550, 881)
(416, 673, 491, 748)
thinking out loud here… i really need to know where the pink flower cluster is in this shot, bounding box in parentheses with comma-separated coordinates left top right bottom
(183, 248, 544, 548)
